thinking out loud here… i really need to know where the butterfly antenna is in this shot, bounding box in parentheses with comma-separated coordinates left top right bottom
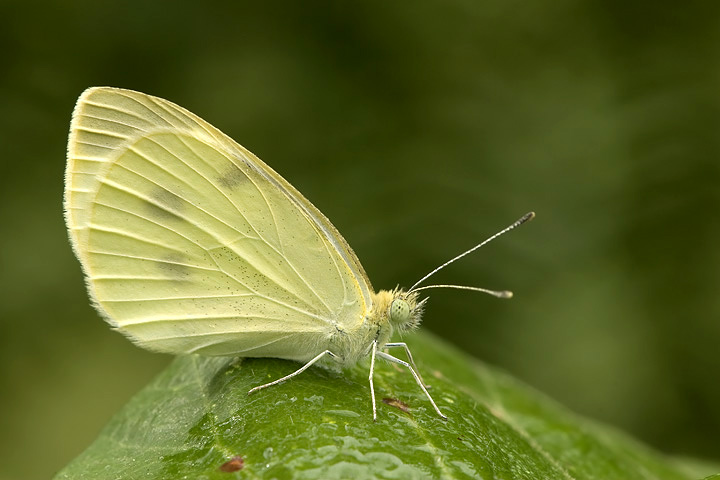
(410, 284, 513, 298)
(408, 212, 535, 293)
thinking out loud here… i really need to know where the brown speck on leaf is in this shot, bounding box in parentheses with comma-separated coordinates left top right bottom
(219, 456, 244, 473)
(382, 397, 410, 413)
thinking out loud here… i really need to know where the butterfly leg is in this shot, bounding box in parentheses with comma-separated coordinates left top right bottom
(384, 342, 430, 388)
(369, 340, 378, 421)
(248, 350, 339, 395)
(376, 350, 448, 420)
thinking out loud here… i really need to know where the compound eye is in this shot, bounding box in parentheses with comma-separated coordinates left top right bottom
(389, 299, 411, 325)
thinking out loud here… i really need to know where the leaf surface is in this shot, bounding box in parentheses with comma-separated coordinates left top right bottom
(55, 332, 718, 479)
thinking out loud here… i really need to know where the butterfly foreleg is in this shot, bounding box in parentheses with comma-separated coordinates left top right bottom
(248, 350, 340, 395)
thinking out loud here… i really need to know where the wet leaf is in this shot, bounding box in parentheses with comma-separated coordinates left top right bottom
(54, 332, 718, 479)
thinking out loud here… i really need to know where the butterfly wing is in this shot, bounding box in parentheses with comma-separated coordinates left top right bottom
(65, 87, 373, 360)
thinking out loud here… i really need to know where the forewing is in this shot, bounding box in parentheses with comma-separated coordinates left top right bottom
(65, 87, 372, 359)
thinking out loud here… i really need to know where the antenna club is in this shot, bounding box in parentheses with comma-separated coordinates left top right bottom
(500, 290, 513, 299)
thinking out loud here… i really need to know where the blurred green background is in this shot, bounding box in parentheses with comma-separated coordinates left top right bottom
(1, 1, 719, 479)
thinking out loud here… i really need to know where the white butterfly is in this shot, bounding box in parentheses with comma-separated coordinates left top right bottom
(65, 87, 532, 420)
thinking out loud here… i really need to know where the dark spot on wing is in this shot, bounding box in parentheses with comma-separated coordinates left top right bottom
(217, 162, 248, 189)
(145, 187, 185, 220)
(156, 254, 190, 279)
(382, 397, 410, 413)
(219, 455, 244, 472)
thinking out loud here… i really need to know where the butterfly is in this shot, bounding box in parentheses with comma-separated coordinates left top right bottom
(65, 87, 533, 420)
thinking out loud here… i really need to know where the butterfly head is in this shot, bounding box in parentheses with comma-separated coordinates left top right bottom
(387, 289, 426, 332)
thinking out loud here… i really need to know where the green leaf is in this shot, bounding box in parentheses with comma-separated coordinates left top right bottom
(55, 332, 718, 479)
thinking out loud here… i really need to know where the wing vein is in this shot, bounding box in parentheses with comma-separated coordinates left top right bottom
(144, 95, 195, 130)
(113, 148, 330, 316)
(88, 250, 219, 273)
(103, 294, 255, 302)
(92, 189, 208, 250)
(184, 332, 298, 355)
(181, 136, 335, 313)
(169, 135, 336, 313)
(88, 224, 189, 257)
(74, 126, 128, 139)
(95, 181, 334, 325)
(82, 100, 156, 131)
